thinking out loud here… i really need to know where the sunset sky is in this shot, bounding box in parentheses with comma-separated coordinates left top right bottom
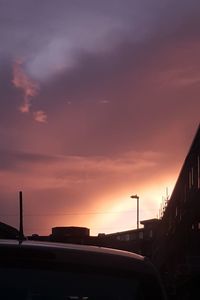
(0, 0, 199, 236)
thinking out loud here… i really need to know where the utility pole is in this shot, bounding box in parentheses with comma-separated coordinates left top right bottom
(130, 194, 139, 229)
(19, 191, 24, 242)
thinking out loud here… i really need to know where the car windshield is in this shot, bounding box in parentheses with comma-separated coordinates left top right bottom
(0, 266, 162, 300)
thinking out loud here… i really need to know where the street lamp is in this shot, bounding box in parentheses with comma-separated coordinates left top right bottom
(130, 194, 139, 229)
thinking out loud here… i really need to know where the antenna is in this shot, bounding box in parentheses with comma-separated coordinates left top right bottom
(19, 191, 25, 243)
(166, 187, 169, 201)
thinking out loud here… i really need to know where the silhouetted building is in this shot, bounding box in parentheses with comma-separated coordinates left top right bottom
(52, 226, 89, 238)
(104, 218, 160, 256)
(152, 124, 200, 298)
(51, 226, 90, 243)
(28, 222, 161, 255)
(0, 222, 19, 239)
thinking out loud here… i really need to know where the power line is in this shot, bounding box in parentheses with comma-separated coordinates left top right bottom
(0, 208, 157, 217)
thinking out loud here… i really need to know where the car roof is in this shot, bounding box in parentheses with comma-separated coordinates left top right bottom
(0, 238, 167, 297)
(0, 239, 161, 277)
(0, 239, 167, 299)
(0, 238, 144, 260)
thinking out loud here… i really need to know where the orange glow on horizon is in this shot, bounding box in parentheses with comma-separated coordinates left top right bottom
(86, 174, 177, 236)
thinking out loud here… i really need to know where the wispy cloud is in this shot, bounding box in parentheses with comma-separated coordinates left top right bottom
(155, 69, 200, 88)
(33, 110, 48, 123)
(12, 60, 38, 113)
(12, 60, 47, 123)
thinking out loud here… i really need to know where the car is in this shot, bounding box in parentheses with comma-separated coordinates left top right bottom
(0, 239, 167, 299)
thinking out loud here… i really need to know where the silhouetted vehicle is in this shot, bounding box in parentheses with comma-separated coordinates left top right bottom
(0, 239, 167, 299)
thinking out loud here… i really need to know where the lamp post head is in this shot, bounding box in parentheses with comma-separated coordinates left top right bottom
(130, 194, 139, 199)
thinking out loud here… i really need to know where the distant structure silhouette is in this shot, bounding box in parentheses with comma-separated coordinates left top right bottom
(0, 222, 19, 239)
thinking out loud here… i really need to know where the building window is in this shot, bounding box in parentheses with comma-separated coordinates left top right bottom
(184, 185, 187, 202)
(191, 167, 194, 186)
(149, 229, 153, 238)
(130, 233, 136, 240)
(139, 232, 143, 239)
(175, 207, 178, 217)
(189, 171, 191, 189)
(198, 156, 200, 189)
(125, 234, 130, 241)
(188, 167, 194, 188)
(120, 235, 125, 241)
